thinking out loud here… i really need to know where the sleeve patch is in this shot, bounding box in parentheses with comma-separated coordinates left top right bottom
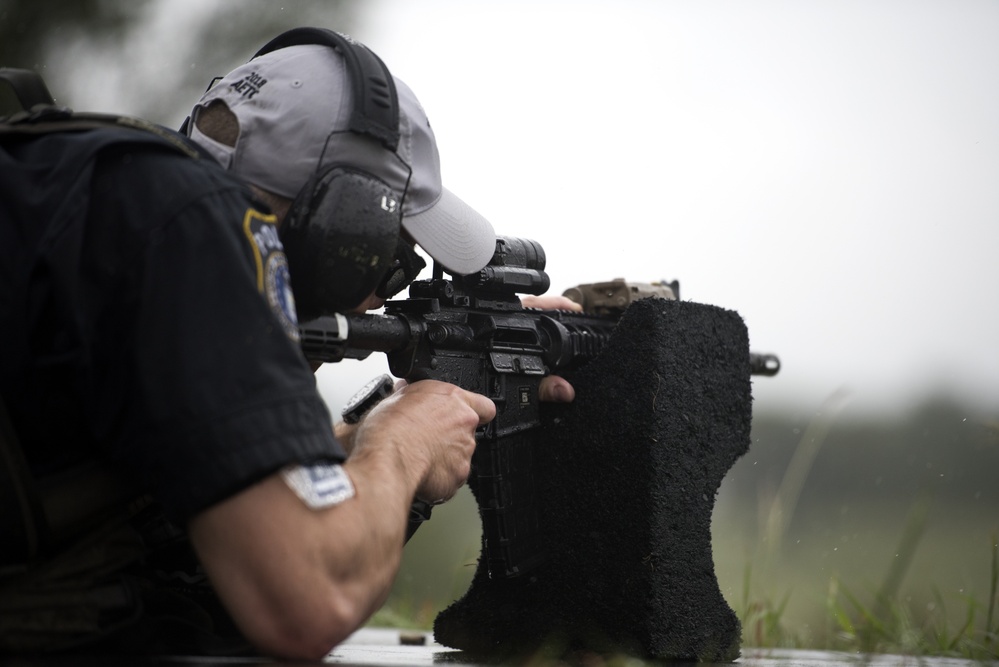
(282, 463, 356, 510)
(242, 208, 299, 341)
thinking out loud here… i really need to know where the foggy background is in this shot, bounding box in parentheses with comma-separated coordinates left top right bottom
(5, 0, 996, 419)
(3, 0, 997, 646)
(365, 0, 999, 422)
(0, 0, 999, 420)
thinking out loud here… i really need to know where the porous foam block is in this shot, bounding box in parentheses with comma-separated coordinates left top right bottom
(434, 297, 753, 661)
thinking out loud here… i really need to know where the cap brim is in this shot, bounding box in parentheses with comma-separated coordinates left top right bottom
(401, 188, 496, 276)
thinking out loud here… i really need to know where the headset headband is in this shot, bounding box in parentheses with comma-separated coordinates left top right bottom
(252, 27, 399, 151)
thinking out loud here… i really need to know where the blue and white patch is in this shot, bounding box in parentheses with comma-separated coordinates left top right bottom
(265, 252, 299, 341)
(282, 463, 355, 510)
(242, 208, 299, 341)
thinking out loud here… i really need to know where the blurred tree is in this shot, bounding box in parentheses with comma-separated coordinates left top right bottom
(731, 397, 999, 518)
(0, 0, 363, 124)
(0, 0, 139, 68)
(154, 0, 362, 122)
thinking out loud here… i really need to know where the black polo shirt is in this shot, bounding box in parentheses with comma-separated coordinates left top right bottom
(0, 125, 346, 522)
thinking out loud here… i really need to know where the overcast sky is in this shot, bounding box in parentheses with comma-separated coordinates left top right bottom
(48, 0, 999, 419)
(346, 0, 999, 418)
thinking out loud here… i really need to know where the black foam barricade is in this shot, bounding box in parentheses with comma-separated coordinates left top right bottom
(434, 297, 753, 662)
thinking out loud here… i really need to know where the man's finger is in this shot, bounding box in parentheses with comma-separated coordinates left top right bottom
(539, 376, 575, 403)
(520, 294, 583, 312)
(466, 391, 498, 423)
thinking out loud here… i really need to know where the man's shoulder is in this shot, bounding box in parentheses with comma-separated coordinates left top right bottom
(88, 124, 257, 215)
(86, 123, 235, 179)
(3, 119, 247, 205)
(3, 118, 184, 162)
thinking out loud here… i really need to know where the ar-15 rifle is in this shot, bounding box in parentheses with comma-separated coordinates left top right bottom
(299, 236, 779, 579)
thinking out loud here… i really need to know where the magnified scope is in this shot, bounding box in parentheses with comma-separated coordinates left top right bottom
(455, 236, 550, 296)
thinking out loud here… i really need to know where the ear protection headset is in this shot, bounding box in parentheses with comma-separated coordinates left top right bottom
(190, 27, 426, 319)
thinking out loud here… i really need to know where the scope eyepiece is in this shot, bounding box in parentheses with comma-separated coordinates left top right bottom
(453, 236, 550, 296)
(491, 236, 546, 272)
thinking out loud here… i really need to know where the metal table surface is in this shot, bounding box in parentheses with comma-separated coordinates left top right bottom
(1, 628, 992, 667)
(327, 629, 992, 667)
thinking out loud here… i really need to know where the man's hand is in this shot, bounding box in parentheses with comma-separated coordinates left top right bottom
(351, 379, 495, 504)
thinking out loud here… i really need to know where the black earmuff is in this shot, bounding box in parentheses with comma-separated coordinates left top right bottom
(252, 28, 417, 318)
(281, 165, 403, 318)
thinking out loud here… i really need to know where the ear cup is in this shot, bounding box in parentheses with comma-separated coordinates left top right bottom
(280, 166, 403, 319)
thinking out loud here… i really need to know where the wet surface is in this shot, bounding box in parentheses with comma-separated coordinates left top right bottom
(0, 629, 993, 667)
(325, 629, 995, 667)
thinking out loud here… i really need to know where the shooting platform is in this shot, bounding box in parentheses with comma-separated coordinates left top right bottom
(434, 297, 753, 661)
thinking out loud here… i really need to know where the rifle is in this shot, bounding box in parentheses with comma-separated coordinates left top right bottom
(299, 236, 779, 579)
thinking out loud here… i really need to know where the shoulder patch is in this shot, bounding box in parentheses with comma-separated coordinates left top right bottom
(282, 463, 356, 510)
(242, 208, 299, 341)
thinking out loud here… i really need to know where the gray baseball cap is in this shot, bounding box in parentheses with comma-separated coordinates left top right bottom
(187, 43, 496, 276)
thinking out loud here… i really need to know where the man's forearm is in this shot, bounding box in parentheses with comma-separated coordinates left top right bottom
(334, 420, 359, 454)
(188, 445, 419, 660)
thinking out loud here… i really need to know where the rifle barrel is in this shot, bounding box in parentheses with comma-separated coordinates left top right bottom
(750, 352, 780, 376)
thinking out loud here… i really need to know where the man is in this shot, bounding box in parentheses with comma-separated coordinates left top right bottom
(0, 29, 574, 659)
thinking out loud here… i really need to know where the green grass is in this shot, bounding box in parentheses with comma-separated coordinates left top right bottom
(378, 492, 999, 660)
(380, 528, 999, 660)
(728, 395, 999, 660)
(737, 534, 999, 660)
(374, 399, 999, 661)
